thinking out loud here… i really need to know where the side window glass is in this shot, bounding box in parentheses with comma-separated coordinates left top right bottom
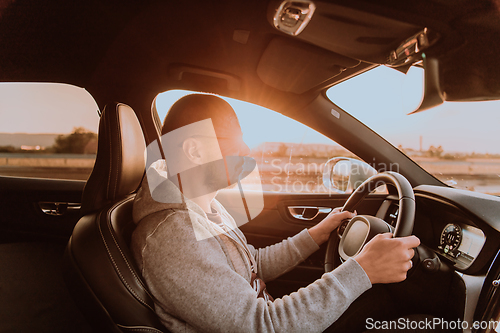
(0, 83, 99, 180)
(155, 90, 367, 194)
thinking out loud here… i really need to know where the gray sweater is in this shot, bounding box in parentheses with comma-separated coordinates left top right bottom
(131, 161, 372, 333)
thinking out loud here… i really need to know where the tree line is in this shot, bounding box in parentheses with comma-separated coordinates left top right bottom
(0, 127, 97, 154)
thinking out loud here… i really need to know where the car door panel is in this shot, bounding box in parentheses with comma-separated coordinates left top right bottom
(0, 176, 85, 243)
(0, 175, 94, 332)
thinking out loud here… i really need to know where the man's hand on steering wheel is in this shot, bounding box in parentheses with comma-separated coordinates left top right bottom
(354, 233, 420, 284)
(320, 172, 421, 284)
(308, 207, 357, 246)
(309, 207, 420, 284)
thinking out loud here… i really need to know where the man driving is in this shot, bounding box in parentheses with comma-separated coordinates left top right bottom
(131, 94, 420, 332)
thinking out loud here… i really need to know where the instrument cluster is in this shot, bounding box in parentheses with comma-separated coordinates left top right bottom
(438, 222, 485, 270)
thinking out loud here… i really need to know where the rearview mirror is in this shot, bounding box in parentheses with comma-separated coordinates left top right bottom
(322, 157, 377, 194)
(407, 54, 444, 114)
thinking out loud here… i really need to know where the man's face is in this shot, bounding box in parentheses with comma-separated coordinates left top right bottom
(201, 123, 252, 190)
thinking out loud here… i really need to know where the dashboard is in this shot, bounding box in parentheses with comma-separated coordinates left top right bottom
(324, 183, 500, 327)
(375, 185, 500, 275)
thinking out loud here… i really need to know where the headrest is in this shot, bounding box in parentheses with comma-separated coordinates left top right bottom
(81, 103, 146, 216)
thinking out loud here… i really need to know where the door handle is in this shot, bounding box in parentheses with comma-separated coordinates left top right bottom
(288, 206, 332, 221)
(38, 202, 81, 216)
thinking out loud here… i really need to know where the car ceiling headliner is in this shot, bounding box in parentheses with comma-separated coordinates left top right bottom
(1, 0, 500, 113)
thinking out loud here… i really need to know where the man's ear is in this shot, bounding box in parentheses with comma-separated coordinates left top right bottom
(182, 138, 203, 165)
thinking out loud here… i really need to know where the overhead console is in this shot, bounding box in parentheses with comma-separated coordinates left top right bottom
(268, 0, 500, 102)
(265, 0, 442, 104)
(268, 0, 434, 64)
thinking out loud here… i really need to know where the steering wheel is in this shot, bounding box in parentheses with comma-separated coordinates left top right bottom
(324, 171, 416, 272)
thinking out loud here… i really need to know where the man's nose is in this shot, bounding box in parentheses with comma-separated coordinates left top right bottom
(239, 142, 250, 156)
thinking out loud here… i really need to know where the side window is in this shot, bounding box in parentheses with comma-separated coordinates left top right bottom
(155, 90, 362, 194)
(0, 83, 99, 180)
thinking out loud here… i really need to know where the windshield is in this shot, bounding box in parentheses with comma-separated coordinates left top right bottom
(327, 66, 500, 196)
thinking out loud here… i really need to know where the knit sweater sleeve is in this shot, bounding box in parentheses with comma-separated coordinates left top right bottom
(133, 211, 372, 333)
(246, 229, 321, 282)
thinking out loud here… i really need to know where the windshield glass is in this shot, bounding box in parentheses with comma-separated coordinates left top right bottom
(327, 66, 500, 196)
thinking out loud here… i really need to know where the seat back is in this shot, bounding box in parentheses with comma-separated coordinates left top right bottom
(64, 103, 168, 333)
(80, 102, 146, 216)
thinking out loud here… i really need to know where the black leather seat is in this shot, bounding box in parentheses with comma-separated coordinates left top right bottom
(64, 102, 168, 333)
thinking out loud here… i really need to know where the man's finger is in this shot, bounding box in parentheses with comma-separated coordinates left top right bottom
(336, 210, 356, 220)
(378, 232, 393, 239)
(399, 235, 420, 248)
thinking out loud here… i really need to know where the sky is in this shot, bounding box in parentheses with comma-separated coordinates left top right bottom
(1, 66, 499, 154)
(0, 83, 99, 134)
(327, 66, 500, 154)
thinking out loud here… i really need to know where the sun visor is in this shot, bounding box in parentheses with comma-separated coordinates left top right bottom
(257, 37, 360, 93)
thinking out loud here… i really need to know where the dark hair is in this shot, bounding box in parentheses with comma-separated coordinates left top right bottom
(161, 94, 239, 136)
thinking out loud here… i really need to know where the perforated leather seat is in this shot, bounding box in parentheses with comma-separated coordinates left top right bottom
(64, 103, 168, 333)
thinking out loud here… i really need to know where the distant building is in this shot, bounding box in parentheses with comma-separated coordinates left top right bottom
(20, 145, 43, 151)
(251, 142, 353, 158)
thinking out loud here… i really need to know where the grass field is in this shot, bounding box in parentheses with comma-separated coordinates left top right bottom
(0, 154, 94, 180)
(0, 166, 93, 180)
